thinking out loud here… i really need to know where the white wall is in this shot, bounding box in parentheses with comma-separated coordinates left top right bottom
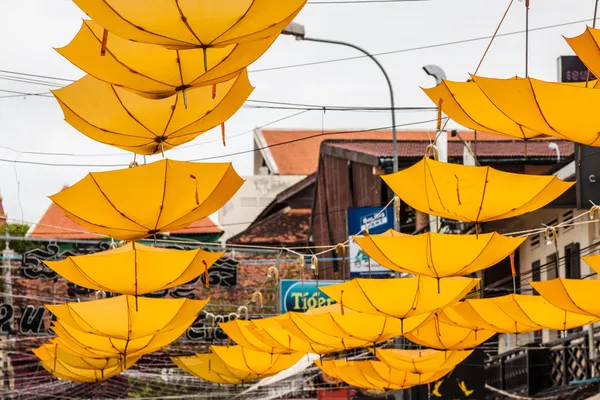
(218, 175, 306, 243)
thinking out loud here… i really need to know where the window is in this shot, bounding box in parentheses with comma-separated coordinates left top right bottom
(530, 233, 540, 248)
(547, 253, 558, 280)
(565, 242, 581, 279)
(562, 210, 574, 232)
(531, 260, 541, 295)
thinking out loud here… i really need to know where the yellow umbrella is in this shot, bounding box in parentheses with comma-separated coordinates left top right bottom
(52, 73, 253, 154)
(49, 159, 243, 241)
(51, 320, 190, 361)
(72, 0, 306, 49)
(219, 319, 292, 355)
(530, 278, 600, 318)
(565, 27, 600, 87)
(383, 157, 573, 223)
(43, 242, 223, 296)
(583, 254, 600, 274)
(172, 354, 257, 384)
(373, 349, 472, 374)
(319, 276, 479, 322)
(46, 295, 209, 340)
(354, 230, 525, 278)
(38, 358, 124, 383)
(405, 313, 495, 350)
(33, 342, 139, 370)
(250, 326, 342, 355)
(57, 21, 264, 99)
(210, 345, 304, 376)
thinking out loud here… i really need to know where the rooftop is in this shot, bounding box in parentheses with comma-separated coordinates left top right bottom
(227, 208, 310, 246)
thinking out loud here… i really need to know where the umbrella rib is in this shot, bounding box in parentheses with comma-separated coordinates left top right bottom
(492, 177, 562, 221)
(206, 0, 256, 46)
(354, 280, 391, 317)
(367, 238, 409, 275)
(160, 88, 179, 138)
(556, 278, 594, 317)
(424, 159, 450, 219)
(452, 233, 497, 276)
(426, 233, 441, 278)
(89, 174, 153, 232)
(68, 258, 111, 292)
(153, 161, 170, 231)
(174, 0, 206, 47)
(54, 98, 159, 141)
(510, 296, 542, 330)
(52, 202, 143, 236)
(109, 86, 160, 138)
(474, 167, 490, 223)
(99, 0, 194, 47)
(527, 79, 573, 140)
(82, 22, 176, 90)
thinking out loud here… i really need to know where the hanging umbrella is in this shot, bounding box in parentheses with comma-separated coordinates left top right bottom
(354, 230, 525, 278)
(57, 21, 264, 99)
(172, 354, 258, 384)
(319, 276, 479, 322)
(530, 279, 600, 318)
(51, 320, 190, 361)
(565, 27, 600, 86)
(383, 157, 573, 223)
(250, 326, 342, 355)
(71, 0, 306, 50)
(404, 312, 495, 350)
(425, 76, 600, 146)
(43, 242, 224, 296)
(583, 254, 600, 274)
(282, 310, 429, 344)
(373, 348, 472, 374)
(52, 73, 253, 154)
(210, 345, 305, 377)
(33, 342, 139, 371)
(219, 319, 293, 355)
(46, 296, 209, 339)
(37, 357, 125, 383)
(49, 159, 243, 241)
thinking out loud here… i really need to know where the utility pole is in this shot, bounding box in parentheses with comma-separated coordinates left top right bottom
(1, 222, 14, 397)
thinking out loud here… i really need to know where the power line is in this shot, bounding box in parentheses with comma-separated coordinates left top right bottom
(307, 0, 428, 3)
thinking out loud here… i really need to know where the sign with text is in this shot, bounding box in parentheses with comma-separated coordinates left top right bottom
(348, 237, 394, 278)
(346, 206, 394, 236)
(557, 55, 594, 83)
(279, 279, 341, 313)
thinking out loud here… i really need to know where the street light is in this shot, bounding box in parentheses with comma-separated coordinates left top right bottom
(281, 22, 399, 174)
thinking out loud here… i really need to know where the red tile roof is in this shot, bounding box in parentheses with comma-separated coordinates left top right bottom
(228, 208, 310, 245)
(324, 139, 574, 159)
(258, 129, 523, 175)
(29, 201, 223, 240)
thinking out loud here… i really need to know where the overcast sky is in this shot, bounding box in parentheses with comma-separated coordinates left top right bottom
(0, 0, 596, 227)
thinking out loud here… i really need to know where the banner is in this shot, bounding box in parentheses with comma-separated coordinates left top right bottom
(279, 279, 341, 313)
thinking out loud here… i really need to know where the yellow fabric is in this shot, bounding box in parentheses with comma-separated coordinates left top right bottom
(354, 230, 525, 278)
(424, 76, 600, 145)
(219, 320, 292, 354)
(44, 242, 223, 296)
(373, 349, 472, 374)
(50, 159, 243, 241)
(47, 295, 208, 340)
(33, 342, 138, 370)
(172, 354, 257, 384)
(52, 320, 190, 360)
(320, 276, 478, 319)
(210, 345, 304, 376)
(38, 358, 124, 382)
(530, 278, 600, 318)
(583, 254, 600, 274)
(71, 0, 306, 49)
(405, 313, 495, 350)
(566, 28, 600, 85)
(383, 157, 574, 223)
(315, 360, 451, 391)
(250, 326, 340, 355)
(57, 21, 265, 99)
(52, 73, 252, 154)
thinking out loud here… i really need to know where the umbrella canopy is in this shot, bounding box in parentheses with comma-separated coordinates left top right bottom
(319, 276, 479, 320)
(33, 342, 139, 370)
(250, 326, 342, 355)
(315, 360, 450, 391)
(172, 354, 257, 384)
(566, 28, 600, 87)
(530, 278, 600, 318)
(219, 319, 293, 355)
(49, 159, 243, 241)
(72, 0, 306, 50)
(51, 320, 190, 360)
(424, 76, 600, 146)
(52, 73, 252, 154)
(38, 357, 125, 383)
(354, 230, 525, 278)
(46, 296, 208, 340)
(583, 254, 600, 274)
(373, 349, 472, 374)
(383, 157, 573, 223)
(282, 310, 429, 343)
(210, 345, 304, 376)
(57, 21, 264, 99)
(44, 242, 223, 296)
(405, 313, 495, 350)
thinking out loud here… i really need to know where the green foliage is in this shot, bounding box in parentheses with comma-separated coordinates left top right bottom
(0, 223, 39, 252)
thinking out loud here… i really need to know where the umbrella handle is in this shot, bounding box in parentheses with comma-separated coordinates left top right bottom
(425, 144, 439, 161)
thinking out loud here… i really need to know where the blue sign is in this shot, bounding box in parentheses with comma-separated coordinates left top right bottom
(279, 279, 342, 313)
(347, 206, 394, 236)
